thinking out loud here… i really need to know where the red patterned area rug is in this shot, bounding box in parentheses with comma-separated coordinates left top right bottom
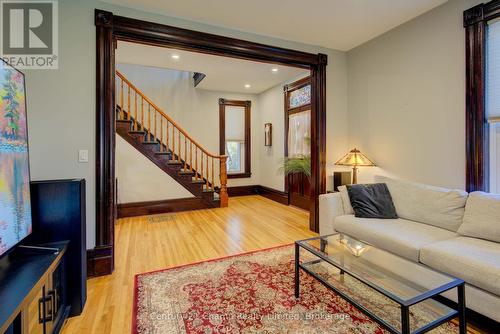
(133, 245, 464, 334)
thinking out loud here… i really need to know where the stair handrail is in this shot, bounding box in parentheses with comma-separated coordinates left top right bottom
(116, 70, 224, 159)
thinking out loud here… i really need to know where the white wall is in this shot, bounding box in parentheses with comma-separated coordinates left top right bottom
(346, 0, 482, 189)
(115, 135, 193, 203)
(117, 63, 261, 189)
(24, 0, 348, 249)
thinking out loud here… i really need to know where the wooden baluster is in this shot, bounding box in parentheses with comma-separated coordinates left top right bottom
(160, 118, 163, 151)
(211, 157, 214, 191)
(205, 155, 209, 188)
(195, 148, 198, 180)
(166, 122, 170, 152)
(127, 86, 131, 121)
(200, 151, 204, 183)
(141, 98, 144, 132)
(190, 142, 193, 172)
(134, 91, 138, 130)
(120, 79, 124, 119)
(178, 130, 181, 164)
(184, 135, 187, 170)
(148, 105, 151, 140)
(219, 156, 228, 207)
(154, 109, 157, 141)
(172, 126, 176, 160)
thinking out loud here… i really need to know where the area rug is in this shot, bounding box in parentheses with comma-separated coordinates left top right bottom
(133, 245, 465, 334)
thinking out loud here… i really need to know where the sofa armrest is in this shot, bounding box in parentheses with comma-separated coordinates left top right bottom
(319, 192, 345, 236)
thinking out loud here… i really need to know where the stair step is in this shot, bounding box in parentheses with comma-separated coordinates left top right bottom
(191, 179, 205, 184)
(154, 151, 170, 155)
(142, 141, 158, 145)
(117, 119, 132, 124)
(179, 169, 195, 175)
(129, 130, 146, 135)
(203, 188, 214, 193)
(167, 160, 183, 165)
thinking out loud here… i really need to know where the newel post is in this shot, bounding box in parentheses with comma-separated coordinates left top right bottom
(219, 156, 229, 207)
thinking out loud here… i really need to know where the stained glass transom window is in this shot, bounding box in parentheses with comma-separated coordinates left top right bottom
(289, 85, 311, 108)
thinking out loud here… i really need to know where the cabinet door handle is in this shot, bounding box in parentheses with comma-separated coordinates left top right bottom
(48, 289, 57, 318)
(38, 297, 44, 324)
(45, 292, 54, 322)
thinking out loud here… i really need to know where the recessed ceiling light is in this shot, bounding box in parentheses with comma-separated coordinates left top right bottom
(171, 54, 180, 60)
(271, 68, 279, 72)
(244, 84, 251, 88)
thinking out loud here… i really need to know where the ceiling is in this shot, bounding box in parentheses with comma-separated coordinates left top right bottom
(103, 0, 447, 51)
(116, 41, 309, 94)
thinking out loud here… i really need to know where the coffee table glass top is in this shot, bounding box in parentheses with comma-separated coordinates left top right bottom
(297, 233, 463, 305)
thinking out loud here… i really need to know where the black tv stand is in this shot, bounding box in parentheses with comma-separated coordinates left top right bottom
(0, 241, 70, 334)
(17, 245, 61, 254)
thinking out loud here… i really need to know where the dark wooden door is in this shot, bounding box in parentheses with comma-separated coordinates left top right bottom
(284, 77, 312, 210)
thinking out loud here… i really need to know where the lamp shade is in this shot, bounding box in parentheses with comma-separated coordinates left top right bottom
(335, 148, 375, 167)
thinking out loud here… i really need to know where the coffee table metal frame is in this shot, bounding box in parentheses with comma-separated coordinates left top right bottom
(294, 233, 466, 334)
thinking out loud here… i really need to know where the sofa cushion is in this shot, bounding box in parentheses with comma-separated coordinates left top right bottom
(333, 215, 457, 262)
(375, 176, 468, 232)
(459, 192, 500, 243)
(420, 237, 500, 296)
(347, 183, 397, 219)
(338, 185, 354, 214)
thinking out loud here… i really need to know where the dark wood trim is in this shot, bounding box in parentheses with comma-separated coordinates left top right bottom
(464, 1, 500, 27)
(94, 10, 116, 276)
(227, 185, 259, 196)
(111, 15, 318, 68)
(219, 98, 252, 179)
(256, 186, 289, 205)
(228, 185, 290, 206)
(87, 245, 113, 277)
(95, 9, 327, 274)
(463, 1, 500, 192)
(117, 197, 210, 218)
(193, 72, 206, 87)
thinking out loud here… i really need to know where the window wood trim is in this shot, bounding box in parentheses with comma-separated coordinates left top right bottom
(463, 1, 500, 192)
(219, 98, 252, 179)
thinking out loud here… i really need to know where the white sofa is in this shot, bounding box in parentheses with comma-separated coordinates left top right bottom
(319, 176, 500, 322)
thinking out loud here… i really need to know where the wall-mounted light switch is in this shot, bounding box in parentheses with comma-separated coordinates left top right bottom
(78, 149, 89, 163)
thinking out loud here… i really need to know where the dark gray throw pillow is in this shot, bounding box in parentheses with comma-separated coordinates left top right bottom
(346, 183, 398, 219)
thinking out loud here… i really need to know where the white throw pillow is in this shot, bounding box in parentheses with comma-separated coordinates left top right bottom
(337, 185, 354, 214)
(459, 192, 500, 243)
(375, 176, 468, 232)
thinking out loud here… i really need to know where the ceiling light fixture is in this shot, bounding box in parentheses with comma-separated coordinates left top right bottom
(244, 84, 251, 88)
(171, 54, 180, 60)
(271, 68, 279, 72)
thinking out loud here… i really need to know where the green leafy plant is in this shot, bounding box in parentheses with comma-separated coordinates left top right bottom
(279, 155, 311, 179)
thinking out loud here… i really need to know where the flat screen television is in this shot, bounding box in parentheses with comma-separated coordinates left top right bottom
(0, 59, 31, 258)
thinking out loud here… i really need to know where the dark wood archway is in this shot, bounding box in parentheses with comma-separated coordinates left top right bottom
(93, 9, 327, 276)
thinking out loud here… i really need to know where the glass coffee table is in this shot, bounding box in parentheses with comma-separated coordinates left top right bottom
(295, 233, 466, 334)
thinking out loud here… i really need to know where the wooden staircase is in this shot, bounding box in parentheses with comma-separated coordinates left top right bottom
(115, 70, 228, 208)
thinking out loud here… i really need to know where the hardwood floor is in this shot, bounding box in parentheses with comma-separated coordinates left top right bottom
(62, 195, 314, 334)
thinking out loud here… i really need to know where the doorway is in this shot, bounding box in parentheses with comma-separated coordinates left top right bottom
(284, 76, 312, 210)
(94, 9, 327, 275)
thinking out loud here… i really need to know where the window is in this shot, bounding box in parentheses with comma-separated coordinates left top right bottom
(226, 141, 242, 173)
(464, 3, 500, 192)
(487, 19, 500, 193)
(219, 99, 251, 178)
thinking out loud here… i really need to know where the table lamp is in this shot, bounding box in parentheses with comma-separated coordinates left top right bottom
(335, 148, 376, 184)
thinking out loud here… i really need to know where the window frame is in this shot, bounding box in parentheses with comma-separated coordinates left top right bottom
(219, 98, 251, 179)
(463, 0, 500, 192)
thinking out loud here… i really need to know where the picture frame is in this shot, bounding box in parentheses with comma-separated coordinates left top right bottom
(264, 123, 272, 146)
